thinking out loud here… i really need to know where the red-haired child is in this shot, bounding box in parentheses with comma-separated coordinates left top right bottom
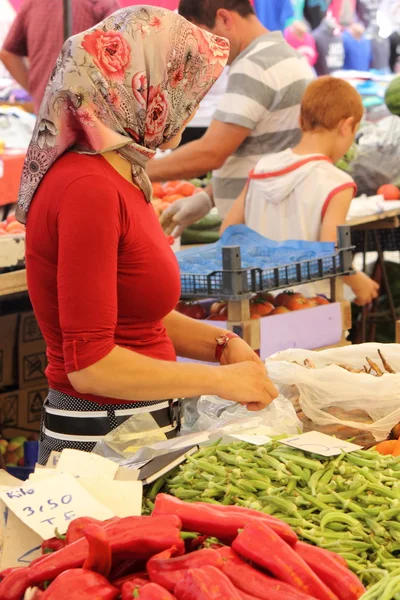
(222, 76, 378, 305)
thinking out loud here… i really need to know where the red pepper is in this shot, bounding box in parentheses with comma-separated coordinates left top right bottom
(134, 582, 176, 599)
(175, 565, 243, 600)
(184, 534, 208, 553)
(217, 547, 318, 600)
(232, 522, 339, 600)
(66, 517, 104, 544)
(295, 542, 366, 600)
(119, 576, 149, 594)
(153, 494, 297, 545)
(0, 567, 21, 582)
(109, 559, 145, 583)
(147, 547, 223, 592)
(112, 573, 149, 590)
(41, 569, 119, 600)
(0, 567, 30, 600)
(28, 516, 183, 585)
(41, 537, 67, 554)
(237, 592, 263, 600)
(295, 542, 348, 570)
(82, 523, 112, 577)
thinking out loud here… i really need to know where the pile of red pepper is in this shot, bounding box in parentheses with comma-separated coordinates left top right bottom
(0, 493, 367, 600)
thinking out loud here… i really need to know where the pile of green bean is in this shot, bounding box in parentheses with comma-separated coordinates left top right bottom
(149, 440, 400, 586)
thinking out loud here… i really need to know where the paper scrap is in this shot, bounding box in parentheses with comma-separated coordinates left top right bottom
(55, 449, 118, 480)
(280, 432, 362, 457)
(0, 473, 114, 539)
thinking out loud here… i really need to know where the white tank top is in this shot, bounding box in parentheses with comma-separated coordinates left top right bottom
(245, 149, 356, 296)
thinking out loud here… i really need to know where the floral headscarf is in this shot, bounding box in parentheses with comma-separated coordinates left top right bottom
(16, 6, 229, 223)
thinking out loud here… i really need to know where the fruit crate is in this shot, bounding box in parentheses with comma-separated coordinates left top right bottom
(178, 226, 354, 300)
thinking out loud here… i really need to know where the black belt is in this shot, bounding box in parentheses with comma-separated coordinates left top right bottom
(44, 399, 182, 437)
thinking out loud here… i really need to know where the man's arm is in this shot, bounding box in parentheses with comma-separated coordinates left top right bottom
(0, 49, 29, 90)
(147, 120, 251, 182)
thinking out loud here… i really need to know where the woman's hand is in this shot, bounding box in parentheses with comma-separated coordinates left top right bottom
(216, 361, 279, 412)
(219, 336, 264, 368)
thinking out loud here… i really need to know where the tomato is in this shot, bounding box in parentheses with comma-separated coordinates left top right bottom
(152, 183, 166, 199)
(285, 296, 313, 311)
(210, 301, 227, 316)
(274, 291, 293, 307)
(166, 235, 175, 246)
(258, 292, 276, 305)
(0, 221, 6, 230)
(310, 296, 330, 306)
(270, 306, 291, 315)
(163, 194, 184, 204)
(378, 184, 400, 201)
(6, 214, 16, 225)
(6, 221, 25, 234)
(175, 182, 196, 197)
(0, 229, 8, 235)
(175, 301, 206, 319)
(250, 301, 274, 317)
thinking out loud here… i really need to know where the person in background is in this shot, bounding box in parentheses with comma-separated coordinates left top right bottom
(221, 77, 379, 306)
(149, 0, 314, 237)
(17, 7, 277, 463)
(180, 69, 229, 146)
(284, 21, 318, 68)
(0, 0, 15, 79)
(0, 0, 120, 113)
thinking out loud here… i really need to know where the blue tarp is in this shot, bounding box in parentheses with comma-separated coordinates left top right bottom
(176, 225, 336, 275)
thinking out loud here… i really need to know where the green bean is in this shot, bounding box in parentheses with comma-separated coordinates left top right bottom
(191, 459, 227, 478)
(258, 495, 299, 516)
(286, 476, 299, 494)
(270, 450, 324, 471)
(258, 454, 290, 472)
(308, 470, 325, 496)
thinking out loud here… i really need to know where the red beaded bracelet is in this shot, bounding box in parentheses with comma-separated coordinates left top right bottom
(215, 332, 240, 362)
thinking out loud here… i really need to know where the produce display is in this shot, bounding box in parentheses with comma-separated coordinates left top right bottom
(0, 499, 366, 600)
(0, 213, 25, 236)
(0, 434, 33, 467)
(151, 179, 203, 218)
(175, 291, 331, 321)
(147, 441, 400, 586)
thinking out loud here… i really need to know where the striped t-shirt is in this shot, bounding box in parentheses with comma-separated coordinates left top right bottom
(212, 32, 314, 218)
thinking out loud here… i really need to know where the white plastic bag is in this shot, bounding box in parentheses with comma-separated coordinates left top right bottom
(181, 394, 302, 437)
(266, 343, 400, 442)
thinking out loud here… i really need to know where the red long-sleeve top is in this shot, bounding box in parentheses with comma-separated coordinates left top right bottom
(25, 153, 181, 404)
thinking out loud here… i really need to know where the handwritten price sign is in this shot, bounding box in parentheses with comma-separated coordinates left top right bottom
(0, 473, 114, 539)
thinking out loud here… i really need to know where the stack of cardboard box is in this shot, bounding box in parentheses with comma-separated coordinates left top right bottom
(0, 311, 47, 436)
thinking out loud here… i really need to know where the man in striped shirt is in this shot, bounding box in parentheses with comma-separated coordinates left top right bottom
(149, 0, 314, 236)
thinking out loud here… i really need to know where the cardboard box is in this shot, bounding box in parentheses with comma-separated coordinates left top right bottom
(18, 312, 47, 389)
(0, 314, 18, 391)
(0, 385, 46, 433)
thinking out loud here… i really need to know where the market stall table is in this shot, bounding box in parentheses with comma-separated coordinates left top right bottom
(347, 207, 400, 344)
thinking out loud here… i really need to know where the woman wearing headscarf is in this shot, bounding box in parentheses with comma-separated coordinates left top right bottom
(17, 6, 277, 463)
